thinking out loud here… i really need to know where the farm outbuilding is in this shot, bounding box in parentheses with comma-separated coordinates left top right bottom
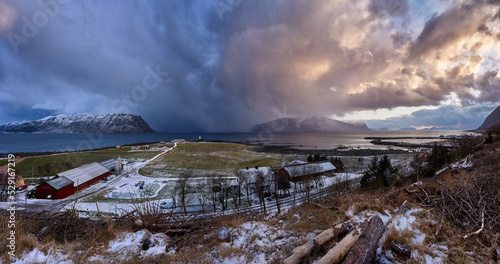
(35, 162, 112, 199)
(58, 162, 110, 189)
(278, 161, 336, 182)
(0, 166, 24, 189)
(36, 176, 74, 199)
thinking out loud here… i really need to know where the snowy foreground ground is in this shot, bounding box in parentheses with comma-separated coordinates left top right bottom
(10, 204, 453, 264)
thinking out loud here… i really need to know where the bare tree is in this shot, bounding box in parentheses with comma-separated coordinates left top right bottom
(310, 164, 323, 189)
(273, 171, 290, 214)
(286, 166, 304, 206)
(215, 175, 231, 212)
(238, 170, 253, 206)
(254, 170, 267, 214)
(235, 170, 245, 207)
(176, 169, 195, 214)
(207, 175, 221, 212)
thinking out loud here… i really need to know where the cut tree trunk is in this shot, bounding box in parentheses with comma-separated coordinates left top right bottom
(342, 215, 385, 264)
(315, 227, 362, 264)
(284, 221, 351, 264)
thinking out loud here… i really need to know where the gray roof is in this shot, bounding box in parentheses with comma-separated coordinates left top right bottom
(284, 162, 336, 178)
(58, 162, 109, 187)
(45, 176, 74, 190)
(317, 161, 336, 172)
(98, 158, 116, 171)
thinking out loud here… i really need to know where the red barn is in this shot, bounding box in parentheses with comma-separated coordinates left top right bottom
(36, 161, 112, 199)
(36, 176, 74, 199)
(58, 162, 110, 191)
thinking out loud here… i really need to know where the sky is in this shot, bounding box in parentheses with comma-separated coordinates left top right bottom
(0, 0, 499, 132)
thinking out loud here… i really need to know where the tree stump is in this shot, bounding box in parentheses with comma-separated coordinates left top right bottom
(342, 215, 385, 264)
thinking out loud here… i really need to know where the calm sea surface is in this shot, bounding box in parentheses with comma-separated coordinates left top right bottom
(0, 130, 472, 154)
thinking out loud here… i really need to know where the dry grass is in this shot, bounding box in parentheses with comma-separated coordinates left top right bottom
(139, 142, 287, 177)
(17, 147, 162, 181)
(282, 204, 341, 233)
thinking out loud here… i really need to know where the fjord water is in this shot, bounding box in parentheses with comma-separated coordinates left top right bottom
(0, 130, 470, 154)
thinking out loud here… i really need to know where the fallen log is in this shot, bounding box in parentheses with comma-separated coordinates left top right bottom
(315, 227, 362, 264)
(342, 215, 385, 264)
(284, 221, 351, 264)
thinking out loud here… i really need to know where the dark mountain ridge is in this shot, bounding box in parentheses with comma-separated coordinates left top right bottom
(252, 116, 370, 133)
(0, 113, 156, 133)
(478, 106, 500, 132)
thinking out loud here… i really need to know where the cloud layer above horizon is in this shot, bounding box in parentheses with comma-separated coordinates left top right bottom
(0, 0, 499, 131)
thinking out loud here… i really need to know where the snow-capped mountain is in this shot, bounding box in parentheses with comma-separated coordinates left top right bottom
(252, 116, 370, 133)
(0, 113, 156, 133)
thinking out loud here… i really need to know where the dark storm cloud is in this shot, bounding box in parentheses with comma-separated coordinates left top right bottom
(0, 0, 499, 131)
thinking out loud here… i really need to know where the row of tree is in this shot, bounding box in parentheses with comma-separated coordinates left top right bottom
(171, 163, 334, 214)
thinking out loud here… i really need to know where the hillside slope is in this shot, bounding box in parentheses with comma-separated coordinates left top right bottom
(478, 105, 500, 131)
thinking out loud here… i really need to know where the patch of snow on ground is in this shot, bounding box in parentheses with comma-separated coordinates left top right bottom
(376, 207, 453, 263)
(107, 229, 170, 260)
(216, 221, 314, 263)
(393, 212, 416, 232)
(377, 210, 392, 225)
(12, 248, 72, 264)
(424, 254, 444, 264)
(345, 206, 355, 217)
(411, 232, 426, 245)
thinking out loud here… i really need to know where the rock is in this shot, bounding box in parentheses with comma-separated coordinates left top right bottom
(391, 240, 412, 258)
(140, 230, 153, 251)
(217, 227, 231, 242)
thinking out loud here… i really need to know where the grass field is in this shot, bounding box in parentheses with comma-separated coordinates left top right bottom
(139, 142, 292, 177)
(14, 146, 162, 181)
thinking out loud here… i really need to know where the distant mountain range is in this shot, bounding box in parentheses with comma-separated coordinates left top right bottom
(478, 106, 500, 132)
(252, 116, 370, 133)
(0, 113, 155, 133)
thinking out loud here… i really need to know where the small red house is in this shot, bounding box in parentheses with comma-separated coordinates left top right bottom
(36, 176, 74, 199)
